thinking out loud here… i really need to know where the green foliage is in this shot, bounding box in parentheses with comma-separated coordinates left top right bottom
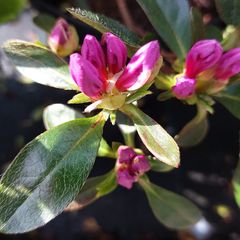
(136, 0, 191, 59)
(233, 152, 240, 207)
(214, 83, 240, 119)
(0, 0, 26, 24)
(68, 93, 91, 104)
(120, 104, 180, 167)
(215, 0, 240, 26)
(175, 104, 209, 147)
(0, 114, 105, 233)
(139, 177, 202, 229)
(2, 41, 78, 90)
(66, 171, 117, 211)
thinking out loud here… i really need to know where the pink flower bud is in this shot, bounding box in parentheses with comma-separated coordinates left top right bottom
(102, 32, 127, 74)
(116, 40, 161, 92)
(117, 146, 136, 164)
(69, 53, 106, 99)
(131, 155, 151, 175)
(48, 18, 79, 57)
(185, 40, 223, 78)
(81, 35, 107, 80)
(172, 76, 196, 99)
(214, 48, 240, 81)
(117, 168, 136, 189)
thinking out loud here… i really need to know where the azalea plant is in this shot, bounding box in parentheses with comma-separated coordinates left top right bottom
(1, 0, 240, 235)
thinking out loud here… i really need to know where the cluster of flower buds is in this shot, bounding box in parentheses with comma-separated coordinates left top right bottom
(116, 146, 151, 189)
(69, 33, 162, 112)
(48, 18, 79, 57)
(172, 40, 240, 99)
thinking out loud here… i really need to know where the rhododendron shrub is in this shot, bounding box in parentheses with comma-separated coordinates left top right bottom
(1, 0, 240, 235)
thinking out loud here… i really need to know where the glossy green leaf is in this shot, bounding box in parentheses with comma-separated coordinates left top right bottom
(214, 83, 240, 119)
(136, 0, 191, 59)
(43, 104, 84, 130)
(190, 7, 205, 43)
(0, 0, 26, 24)
(33, 14, 56, 33)
(0, 114, 105, 233)
(2, 41, 78, 90)
(215, 0, 240, 26)
(66, 171, 117, 211)
(175, 104, 208, 147)
(139, 177, 201, 229)
(68, 93, 91, 104)
(43, 104, 114, 158)
(120, 104, 180, 167)
(67, 8, 141, 49)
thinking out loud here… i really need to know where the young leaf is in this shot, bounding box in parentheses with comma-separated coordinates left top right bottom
(67, 8, 141, 49)
(68, 93, 91, 104)
(2, 40, 78, 90)
(125, 90, 152, 104)
(136, 0, 191, 59)
(214, 83, 240, 119)
(175, 104, 208, 147)
(120, 104, 180, 167)
(215, 0, 240, 26)
(0, 0, 26, 24)
(0, 113, 105, 233)
(43, 104, 84, 130)
(139, 177, 202, 229)
(65, 171, 117, 212)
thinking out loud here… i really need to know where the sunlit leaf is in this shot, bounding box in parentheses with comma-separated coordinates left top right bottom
(120, 104, 180, 167)
(0, 113, 106, 233)
(68, 93, 91, 104)
(2, 40, 78, 90)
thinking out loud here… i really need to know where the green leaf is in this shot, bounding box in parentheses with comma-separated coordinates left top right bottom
(68, 93, 91, 104)
(190, 7, 205, 43)
(43, 104, 114, 158)
(120, 104, 180, 167)
(65, 171, 117, 211)
(215, 0, 240, 26)
(0, 0, 26, 24)
(136, 0, 191, 59)
(214, 83, 240, 119)
(67, 8, 141, 49)
(2, 40, 78, 90)
(43, 104, 84, 130)
(175, 104, 208, 147)
(139, 177, 201, 229)
(126, 90, 152, 104)
(33, 14, 56, 33)
(148, 157, 174, 172)
(0, 113, 106, 233)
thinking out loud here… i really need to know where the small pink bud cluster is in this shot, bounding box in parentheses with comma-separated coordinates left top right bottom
(69, 33, 161, 103)
(172, 40, 240, 99)
(116, 146, 150, 189)
(48, 18, 79, 57)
